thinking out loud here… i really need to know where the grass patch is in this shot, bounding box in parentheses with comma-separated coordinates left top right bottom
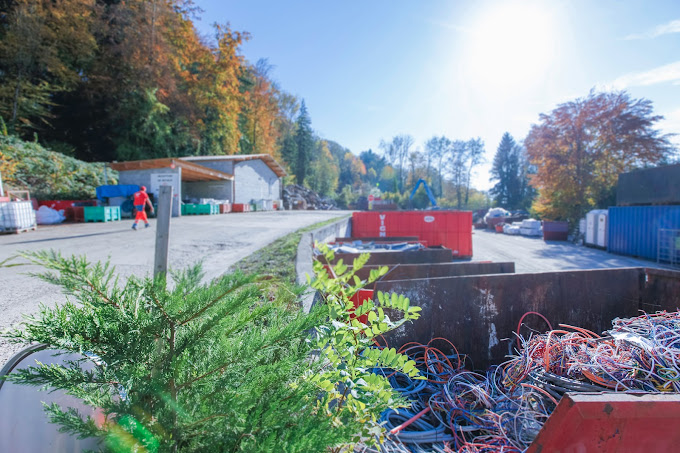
(231, 214, 350, 283)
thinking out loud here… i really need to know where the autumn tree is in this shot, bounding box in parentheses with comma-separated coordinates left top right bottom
(0, 0, 98, 134)
(275, 89, 300, 173)
(338, 151, 366, 190)
(358, 149, 387, 192)
(525, 90, 674, 223)
(239, 59, 282, 157)
(406, 149, 425, 187)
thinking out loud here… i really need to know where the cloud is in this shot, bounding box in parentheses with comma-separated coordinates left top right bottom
(625, 19, 680, 40)
(427, 18, 470, 33)
(609, 61, 680, 90)
(656, 108, 680, 146)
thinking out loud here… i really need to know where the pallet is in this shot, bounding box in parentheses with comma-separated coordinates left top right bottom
(0, 225, 37, 234)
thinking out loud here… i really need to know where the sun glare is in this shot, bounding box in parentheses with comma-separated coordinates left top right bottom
(464, 1, 558, 92)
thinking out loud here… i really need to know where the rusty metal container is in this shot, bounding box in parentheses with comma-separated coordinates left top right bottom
(375, 267, 680, 369)
(318, 246, 455, 266)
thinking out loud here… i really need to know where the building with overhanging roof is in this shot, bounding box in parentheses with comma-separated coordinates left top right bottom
(181, 154, 286, 204)
(109, 154, 285, 216)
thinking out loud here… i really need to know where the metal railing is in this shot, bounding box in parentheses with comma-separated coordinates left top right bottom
(658, 229, 680, 268)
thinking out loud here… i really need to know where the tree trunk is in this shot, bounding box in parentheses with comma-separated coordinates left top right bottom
(11, 75, 22, 127)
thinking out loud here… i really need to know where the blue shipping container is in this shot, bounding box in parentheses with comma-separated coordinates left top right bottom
(608, 206, 680, 261)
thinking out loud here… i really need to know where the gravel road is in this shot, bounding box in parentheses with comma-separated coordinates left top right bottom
(0, 210, 350, 367)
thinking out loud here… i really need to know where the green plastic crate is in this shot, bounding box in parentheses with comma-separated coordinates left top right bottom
(182, 204, 218, 215)
(84, 206, 121, 222)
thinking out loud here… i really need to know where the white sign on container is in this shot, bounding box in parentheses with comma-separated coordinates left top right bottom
(150, 173, 181, 217)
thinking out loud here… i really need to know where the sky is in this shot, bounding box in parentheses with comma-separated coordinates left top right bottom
(193, 0, 680, 191)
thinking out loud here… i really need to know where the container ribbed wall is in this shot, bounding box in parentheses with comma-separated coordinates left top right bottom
(352, 211, 473, 258)
(608, 206, 680, 261)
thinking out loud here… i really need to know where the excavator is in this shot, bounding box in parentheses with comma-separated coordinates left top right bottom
(409, 179, 438, 209)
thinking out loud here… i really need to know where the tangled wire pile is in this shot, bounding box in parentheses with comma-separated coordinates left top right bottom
(506, 310, 680, 394)
(366, 311, 680, 453)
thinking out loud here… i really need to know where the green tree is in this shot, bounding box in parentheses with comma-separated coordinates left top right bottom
(464, 138, 485, 206)
(3, 252, 358, 452)
(280, 132, 298, 178)
(306, 140, 339, 196)
(294, 100, 314, 184)
(359, 149, 386, 183)
(379, 134, 413, 192)
(424, 136, 452, 197)
(338, 152, 366, 190)
(490, 132, 534, 209)
(449, 140, 468, 209)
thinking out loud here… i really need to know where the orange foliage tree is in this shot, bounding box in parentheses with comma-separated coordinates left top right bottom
(525, 90, 674, 224)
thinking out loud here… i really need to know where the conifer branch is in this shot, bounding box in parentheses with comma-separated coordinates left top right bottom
(151, 294, 175, 325)
(176, 358, 236, 391)
(184, 413, 230, 429)
(179, 283, 247, 326)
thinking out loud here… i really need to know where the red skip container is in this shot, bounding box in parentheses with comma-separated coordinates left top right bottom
(349, 289, 373, 325)
(351, 211, 473, 258)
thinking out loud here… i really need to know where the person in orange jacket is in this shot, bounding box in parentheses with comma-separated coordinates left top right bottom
(132, 186, 154, 230)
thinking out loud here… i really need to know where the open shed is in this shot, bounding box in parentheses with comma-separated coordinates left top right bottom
(181, 154, 286, 204)
(109, 158, 234, 217)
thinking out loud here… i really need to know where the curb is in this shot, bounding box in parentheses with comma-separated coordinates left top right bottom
(295, 215, 352, 313)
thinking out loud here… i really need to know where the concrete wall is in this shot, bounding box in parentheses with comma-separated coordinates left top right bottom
(118, 168, 182, 217)
(182, 180, 233, 202)
(189, 160, 234, 175)
(234, 160, 280, 203)
(296, 215, 351, 289)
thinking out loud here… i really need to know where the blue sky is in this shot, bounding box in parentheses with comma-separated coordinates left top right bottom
(194, 0, 680, 190)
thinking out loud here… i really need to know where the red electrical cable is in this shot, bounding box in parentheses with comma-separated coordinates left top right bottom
(516, 311, 553, 349)
(389, 406, 431, 435)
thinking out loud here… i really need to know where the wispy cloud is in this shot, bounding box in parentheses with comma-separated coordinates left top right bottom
(625, 19, 680, 40)
(608, 61, 680, 90)
(657, 108, 680, 145)
(427, 18, 470, 33)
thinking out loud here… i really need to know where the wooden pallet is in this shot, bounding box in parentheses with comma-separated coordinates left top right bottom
(0, 225, 37, 234)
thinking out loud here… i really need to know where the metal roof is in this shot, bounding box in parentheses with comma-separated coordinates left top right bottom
(109, 158, 234, 182)
(181, 154, 287, 178)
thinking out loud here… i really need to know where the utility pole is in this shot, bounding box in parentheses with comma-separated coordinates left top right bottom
(154, 185, 172, 279)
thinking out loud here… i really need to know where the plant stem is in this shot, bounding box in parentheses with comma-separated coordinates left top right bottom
(170, 322, 178, 453)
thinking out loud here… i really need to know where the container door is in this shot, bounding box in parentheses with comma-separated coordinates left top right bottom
(597, 213, 608, 248)
(586, 212, 596, 244)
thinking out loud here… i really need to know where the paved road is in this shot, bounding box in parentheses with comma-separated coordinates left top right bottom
(472, 228, 668, 272)
(0, 210, 350, 367)
(2, 216, 671, 367)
